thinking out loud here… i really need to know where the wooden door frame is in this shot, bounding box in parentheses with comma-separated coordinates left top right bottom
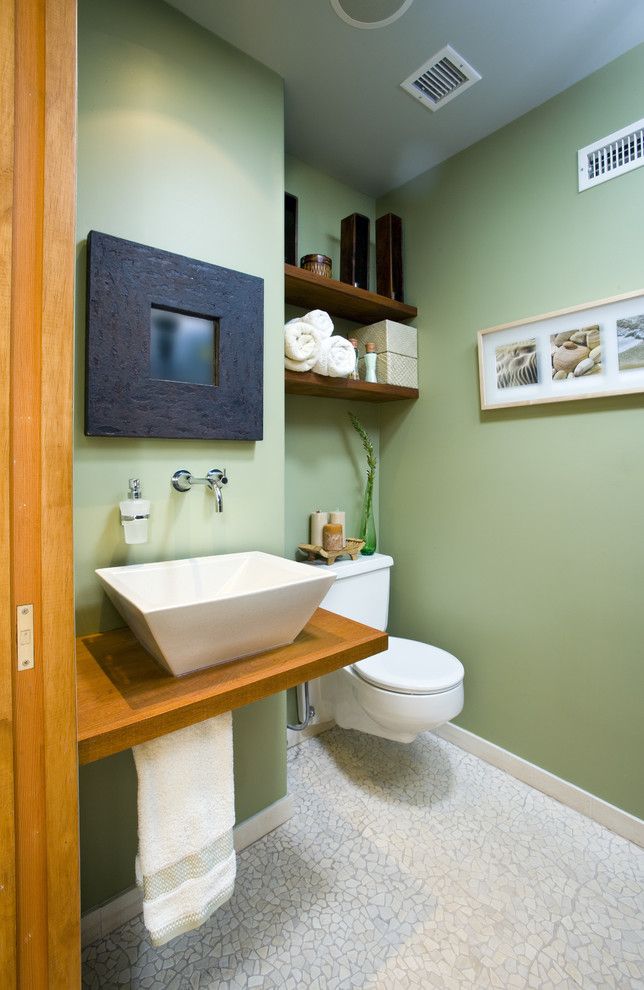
(0, 0, 17, 978)
(2, 0, 80, 985)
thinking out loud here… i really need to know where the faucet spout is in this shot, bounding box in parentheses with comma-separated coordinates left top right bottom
(206, 468, 227, 513)
(210, 482, 223, 512)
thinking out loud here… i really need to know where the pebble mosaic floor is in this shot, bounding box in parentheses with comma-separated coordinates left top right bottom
(82, 728, 644, 989)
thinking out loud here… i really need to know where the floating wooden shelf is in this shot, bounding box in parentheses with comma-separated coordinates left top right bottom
(285, 264, 417, 324)
(285, 370, 418, 402)
(76, 608, 387, 764)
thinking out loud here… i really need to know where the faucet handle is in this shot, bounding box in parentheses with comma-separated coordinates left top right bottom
(207, 467, 228, 487)
(171, 469, 193, 493)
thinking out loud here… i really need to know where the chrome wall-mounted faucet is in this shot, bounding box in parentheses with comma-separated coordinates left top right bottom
(171, 468, 228, 512)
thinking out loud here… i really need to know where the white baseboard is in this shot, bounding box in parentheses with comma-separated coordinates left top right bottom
(81, 793, 294, 947)
(435, 723, 643, 848)
(233, 793, 294, 852)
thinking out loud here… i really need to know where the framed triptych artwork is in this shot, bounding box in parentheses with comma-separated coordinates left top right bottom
(478, 289, 644, 410)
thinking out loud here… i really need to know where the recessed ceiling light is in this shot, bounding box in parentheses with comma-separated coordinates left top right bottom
(330, 0, 415, 30)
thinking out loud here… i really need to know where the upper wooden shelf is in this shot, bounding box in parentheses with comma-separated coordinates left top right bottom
(285, 370, 418, 403)
(285, 264, 417, 325)
(76, 608, 387, 764)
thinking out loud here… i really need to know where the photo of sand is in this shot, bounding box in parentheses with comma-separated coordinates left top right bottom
(617, 315, 644, 372)
(550, 324, 602, 381)
(495, 339, 538, 389)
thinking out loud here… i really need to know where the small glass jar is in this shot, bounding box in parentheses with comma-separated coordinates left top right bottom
(348, 338, 359, 380)
(300, 253, 332, 278)
(364, 342, 378, 383)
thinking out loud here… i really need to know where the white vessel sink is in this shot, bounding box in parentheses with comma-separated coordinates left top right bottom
(96, 551, 336, 677)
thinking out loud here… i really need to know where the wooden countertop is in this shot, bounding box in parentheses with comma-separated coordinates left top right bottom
(76, 608, 387, 764)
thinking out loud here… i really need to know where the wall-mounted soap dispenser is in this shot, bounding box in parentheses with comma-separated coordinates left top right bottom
(120, 478, 150, 544)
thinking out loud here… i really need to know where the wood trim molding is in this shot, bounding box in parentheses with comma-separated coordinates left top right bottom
(0, 0, 17, 982)
(12, 1, 48, 980)
(6, 0, 80, 983)
(41, 0, 79, 982)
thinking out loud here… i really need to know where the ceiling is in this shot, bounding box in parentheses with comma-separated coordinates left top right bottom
(166, 0, 644, 196)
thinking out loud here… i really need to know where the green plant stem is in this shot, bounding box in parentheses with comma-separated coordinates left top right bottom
(349, 412, 377, 548)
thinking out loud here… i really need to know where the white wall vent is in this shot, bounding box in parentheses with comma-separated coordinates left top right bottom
(578, 119, 644, 191)
(401, 45, 481, 112)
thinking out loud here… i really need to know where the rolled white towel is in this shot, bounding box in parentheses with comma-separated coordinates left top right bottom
(313, 335, 356, 378)
(286, 310, 333, 342)
(284, 320, 318, 364)
(301, 309, 334, 339)
(285, 353, 317, 372)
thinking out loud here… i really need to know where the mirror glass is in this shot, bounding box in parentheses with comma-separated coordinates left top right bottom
(150, 306, 218, 386)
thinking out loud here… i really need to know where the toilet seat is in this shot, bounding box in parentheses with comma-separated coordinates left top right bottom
(353, 636, 464, 696)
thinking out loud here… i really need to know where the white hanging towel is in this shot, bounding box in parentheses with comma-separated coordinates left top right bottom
(133, 714, 236, 946)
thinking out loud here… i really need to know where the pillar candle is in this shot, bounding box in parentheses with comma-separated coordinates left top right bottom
(322, 523, 343, 553)
(329, 510, 345, 544)
(310, 510, 329, 546)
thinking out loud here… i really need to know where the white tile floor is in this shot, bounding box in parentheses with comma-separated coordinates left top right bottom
(82, 728, 644, 989)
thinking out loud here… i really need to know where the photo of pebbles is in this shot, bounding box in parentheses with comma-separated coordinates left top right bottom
(550, 324, 602, 381)
(495, 339, 538, 389)
(616, 315, 644, 372)
(481, 291, 644, 409)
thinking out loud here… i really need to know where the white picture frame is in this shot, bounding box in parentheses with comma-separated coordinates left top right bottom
(478, 288, 644, 410)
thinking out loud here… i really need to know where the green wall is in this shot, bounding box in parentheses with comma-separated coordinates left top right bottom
(285, 394, 380, 557)
(286, 155, 376, 290)
(378, 45, 644, 817)
(283, 157, 381, 557)
(75, 5, 643, 920)
(76, 0, 287, 911)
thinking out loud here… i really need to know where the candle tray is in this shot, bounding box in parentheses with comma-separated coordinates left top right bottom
(297, 538, 365, 566)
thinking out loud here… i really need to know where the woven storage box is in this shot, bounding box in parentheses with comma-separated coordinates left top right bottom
(353, 320, 417, 359)
(359, 351, 418, 388)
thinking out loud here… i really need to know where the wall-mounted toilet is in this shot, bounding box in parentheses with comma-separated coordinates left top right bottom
(313, 554, 464, 743)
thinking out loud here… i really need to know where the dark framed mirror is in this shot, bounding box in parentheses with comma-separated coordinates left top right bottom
(85, 231, 264, 440)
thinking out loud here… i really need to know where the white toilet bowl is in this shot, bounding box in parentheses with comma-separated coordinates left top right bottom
(322, 636, 464, 743)
(314, 554, 465, 743)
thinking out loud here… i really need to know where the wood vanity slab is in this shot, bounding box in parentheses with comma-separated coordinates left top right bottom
(76, 608, 387, 764)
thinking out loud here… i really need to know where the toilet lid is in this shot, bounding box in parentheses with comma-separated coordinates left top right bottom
(353, 636, 464, 695)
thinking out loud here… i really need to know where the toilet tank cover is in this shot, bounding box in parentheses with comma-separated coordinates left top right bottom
(353, 636, 464, 695)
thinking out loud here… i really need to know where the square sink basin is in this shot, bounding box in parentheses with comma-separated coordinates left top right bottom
(96, 551, 336, 676)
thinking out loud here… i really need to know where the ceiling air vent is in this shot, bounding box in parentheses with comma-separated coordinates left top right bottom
(401, 44, 481, 112)
(578, 119, 644, 191)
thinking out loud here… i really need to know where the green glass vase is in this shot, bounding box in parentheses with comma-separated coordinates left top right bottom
(359, 480, 377, 556)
